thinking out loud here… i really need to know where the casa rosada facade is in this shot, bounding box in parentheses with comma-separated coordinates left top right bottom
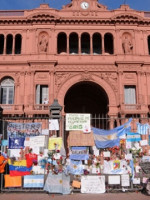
(0, 0, 150, 127)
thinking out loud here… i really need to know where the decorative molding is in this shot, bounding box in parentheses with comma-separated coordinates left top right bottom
(56, 65, 116, 71)
(35, 73, 49, 80)
(80, 71, 93, 81)
(95, 72, 118, 92)
(55, 72, 73, 93)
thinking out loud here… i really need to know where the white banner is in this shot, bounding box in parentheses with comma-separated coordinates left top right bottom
(81, 176, 105, 193)
(121, 174, 130, 187)
(49, 119, 59, 130)
(108, 175, 120, 185)
(25, 136, 45, 147)
(66, 113, 91, 131)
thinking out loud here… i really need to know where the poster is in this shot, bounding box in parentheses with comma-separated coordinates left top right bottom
(48, 137, 63, 150)
(81, 176, 105, 193)
(121, 174, 130, 187)
(108, 175, 120, 185)
(29, 136, 45, 147)
(49, 119, 59, 130)
(9, 137, 25, 149)
(7, 122, 42, 137)
(24, 175, 44, 188)
(66, 113, 91, 131)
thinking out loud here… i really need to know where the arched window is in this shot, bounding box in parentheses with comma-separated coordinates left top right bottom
(6, 34, 13, 54)
(104, 33, 114, 54)
(69, 33, 78, 54)
(93, 33, 102, 54)
(15, 34, 22, 54)
(0, 78, 14, 104)
(0, 34, 4, 54)
(148, 36, 150, 55)
(81, 33, 90, 54)
(57, 32, 67, 54)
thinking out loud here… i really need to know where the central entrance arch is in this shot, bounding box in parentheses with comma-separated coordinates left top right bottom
(64, 81, 109, 116)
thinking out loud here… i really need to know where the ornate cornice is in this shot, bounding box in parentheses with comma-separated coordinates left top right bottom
(0, 12, 150, 26)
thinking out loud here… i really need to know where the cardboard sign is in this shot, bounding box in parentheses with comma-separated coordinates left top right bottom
(121, 174, 130, 187)
(81, 176, 105, 193)
(66, 113, 90, 131)
(108, 175, 120, 185)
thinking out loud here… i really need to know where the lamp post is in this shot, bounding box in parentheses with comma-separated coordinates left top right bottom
(49, 99, 62, 119)
(49, 99, 63, 137)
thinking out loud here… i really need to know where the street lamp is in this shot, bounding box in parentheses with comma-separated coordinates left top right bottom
(49, 99, 62, 119)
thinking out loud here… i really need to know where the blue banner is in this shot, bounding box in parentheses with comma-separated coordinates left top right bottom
(2, 140, 8, 146)
(44, 173, 70, 194)
(9, 137, 25, 149)
(92, 118, 132, 148)
(137, 122, 149, 135)
(24, 175, 44, 188)
(126, 132, 141, 142)
(66, 160, 84, 175)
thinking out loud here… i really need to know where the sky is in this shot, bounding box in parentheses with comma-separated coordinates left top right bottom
(0, 0, 150, 11)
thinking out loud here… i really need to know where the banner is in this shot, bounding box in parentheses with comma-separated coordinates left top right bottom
(44, 173, 70, 194)
(7, 122, 42, 137)
(24, 136, 45, 147)
(70, 147, 89, 160)
(5, 175, 22, 188)
(66, 160, 84, 175)
(66, 113, 91, 131)
(81, 176, 105, 193)
(1, 140, 8, 146)
(24, 175, 44, 188)
(92, 118, 132, 148)
(48, 137, 63, 150)
(137, 123, 149, 135)
(9, 137, 25, 149)
(49, 119, 59, 130)
(126, 132, 141, 142)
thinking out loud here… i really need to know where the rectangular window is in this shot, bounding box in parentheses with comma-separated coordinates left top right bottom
(1, 87, 14, 104)
(36, 85, 49, 104)
(124, 85, 136, 104)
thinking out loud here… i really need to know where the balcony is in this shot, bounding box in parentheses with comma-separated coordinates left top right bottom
(0, 104, 50, 116)
(124, 104, 141, 110)
(119, 104, 142, 114)
(0, 104, 24, 114)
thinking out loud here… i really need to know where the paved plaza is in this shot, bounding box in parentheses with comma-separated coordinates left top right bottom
(0, 192, 150, 200)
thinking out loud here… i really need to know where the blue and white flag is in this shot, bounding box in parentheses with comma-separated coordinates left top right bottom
(24, 175, 44, 188)
(137, 122, 149, 135)
(44, 173, 70, 194)
(70, 147, 89, 160)
(9, 137, 25, 149)
(126, 132, 141, 142)
(66, 160, 84, 175)
(92, 118, 132, 148)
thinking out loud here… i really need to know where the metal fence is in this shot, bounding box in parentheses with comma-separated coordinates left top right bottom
(0, 114, 150, 193)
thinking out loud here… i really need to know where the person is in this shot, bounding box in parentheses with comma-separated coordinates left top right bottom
(122, 36, 133, 54)
(43, 98, 49, 104)
(0, 152, 7, 191)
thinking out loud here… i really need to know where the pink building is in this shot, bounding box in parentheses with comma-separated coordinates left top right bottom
(0, 0, 150, 129)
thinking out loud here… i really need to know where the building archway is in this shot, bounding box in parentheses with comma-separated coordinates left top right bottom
(64, 81, 109, 115)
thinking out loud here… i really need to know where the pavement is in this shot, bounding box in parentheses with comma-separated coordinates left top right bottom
(0, 192, 150, 200)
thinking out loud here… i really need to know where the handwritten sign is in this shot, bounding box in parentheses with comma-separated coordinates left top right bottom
(66, 113, 91, 131)
(108, 175, 120, 185)
(81, 176, 105, 193)
(121, 174, 130, 187)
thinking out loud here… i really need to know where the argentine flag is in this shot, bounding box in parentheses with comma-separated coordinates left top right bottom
(23, 175, 44, 188)
(92, 118, 132, 148)
(137, 122, 149, 135)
